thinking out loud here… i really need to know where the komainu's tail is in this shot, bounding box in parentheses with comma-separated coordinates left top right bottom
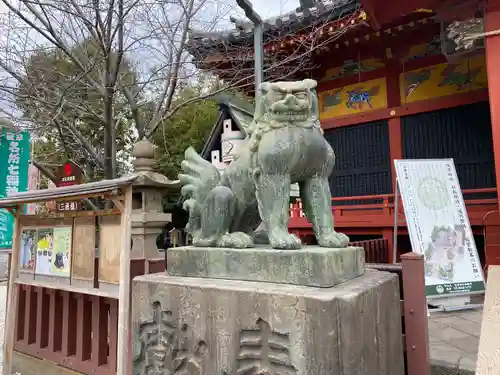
(178, 147, 221, 233)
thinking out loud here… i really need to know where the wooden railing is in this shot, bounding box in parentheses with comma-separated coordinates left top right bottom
(352, 238, 390, 263)
(289, 187, 498, 228)
(368, 253, 430, 375)
(15, 286, 118, 375)
(13, 258, 164, 375)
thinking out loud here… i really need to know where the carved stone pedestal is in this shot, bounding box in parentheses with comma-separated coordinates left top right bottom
(166, 245, 365, 287)
(132, 268, 405, 375)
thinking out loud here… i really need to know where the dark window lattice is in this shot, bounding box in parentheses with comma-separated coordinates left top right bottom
(324, 120, 392, 205)
(402, 101, 495, 191)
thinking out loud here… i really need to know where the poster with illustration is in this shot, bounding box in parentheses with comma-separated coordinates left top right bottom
(51, 227, 72, 277)
(424, 225, 465, 282)
(394, 159, 486, 298)
(35, 228, 53, 275)
(19, 229, 36, 271)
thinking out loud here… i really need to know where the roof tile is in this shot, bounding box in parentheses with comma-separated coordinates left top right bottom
(187, 0, 359, 48)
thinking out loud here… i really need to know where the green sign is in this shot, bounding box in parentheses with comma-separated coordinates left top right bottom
(0, 130, 30, 249)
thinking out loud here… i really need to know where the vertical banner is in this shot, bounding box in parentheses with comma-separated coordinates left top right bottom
(394, 159, 485, 298)
(0, 130, 30, 249)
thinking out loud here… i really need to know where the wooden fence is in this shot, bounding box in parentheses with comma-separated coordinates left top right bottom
(0, 176, 137, 375)
(289, 188, 499, 264)
(351, 238, 390, 263)
(12, 258, 164, 375)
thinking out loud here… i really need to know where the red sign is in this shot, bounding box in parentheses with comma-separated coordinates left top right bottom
(57, 161, 82, 187)
(55, 161, 83, 212)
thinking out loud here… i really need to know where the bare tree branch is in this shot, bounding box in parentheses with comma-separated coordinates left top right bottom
(0, 0, 359, 183)
(32, 160, 100, 211)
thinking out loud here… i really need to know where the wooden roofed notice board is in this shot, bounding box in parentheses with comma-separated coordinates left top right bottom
(0, 176, 135, 375)
(394, 159, 485, 299)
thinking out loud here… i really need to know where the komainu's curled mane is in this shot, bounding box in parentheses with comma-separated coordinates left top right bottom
(179, 79, 349, 250)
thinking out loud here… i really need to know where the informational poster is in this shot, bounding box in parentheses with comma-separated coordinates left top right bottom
(35, 228, 53, 275)
(51, 227, 72, 276)
(19, 229, 36, 271)
(394, 159, 486, 298)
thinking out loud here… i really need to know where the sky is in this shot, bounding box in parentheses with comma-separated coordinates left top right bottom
(250, 0, 301, 18)
(215, 0, 301, 32)
(0, 0, 304, 23)
(0, 0, 302, 17)
(0, 0, 304, 117)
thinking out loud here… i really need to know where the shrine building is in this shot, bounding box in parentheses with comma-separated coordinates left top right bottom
(186, 0, 500, 269)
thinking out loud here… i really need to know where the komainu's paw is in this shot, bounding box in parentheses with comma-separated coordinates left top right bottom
(317, 232, 350, 248)
(269, 231, 302, 250)
(218, 232, 254, 248)
(193, 236, 218, 247)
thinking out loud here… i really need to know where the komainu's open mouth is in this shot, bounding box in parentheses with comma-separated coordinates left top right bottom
(271, 110, 308, 121)
(272, 111, 307, 116)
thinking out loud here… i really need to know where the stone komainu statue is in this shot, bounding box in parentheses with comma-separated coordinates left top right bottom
(179, 79, 350, 250)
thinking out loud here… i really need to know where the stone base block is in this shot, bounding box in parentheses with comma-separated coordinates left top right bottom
(132, 270, 404, 375)
(166, 245, 365, 287)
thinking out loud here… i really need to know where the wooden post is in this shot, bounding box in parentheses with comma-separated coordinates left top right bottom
(386, 56, 402, 265)
(116, 185, 133, 375)
(3, 204, 23, 375)
(485, 0, 500, 214)
(400, 252, 430, 375)
(382, 228, 394, 263)
(476, 265, 500, 374)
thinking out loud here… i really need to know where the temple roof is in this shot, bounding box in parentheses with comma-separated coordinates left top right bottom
(200, 93, 254, 159)
(177, 93, 253, 207)
(187, 0, 360, 52)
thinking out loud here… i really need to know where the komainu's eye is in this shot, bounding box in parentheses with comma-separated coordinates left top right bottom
(274, 91, 285, 100)
(295, 92, 306, 99)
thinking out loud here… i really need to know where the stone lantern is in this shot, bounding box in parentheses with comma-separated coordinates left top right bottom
(130, 137, 180, 260)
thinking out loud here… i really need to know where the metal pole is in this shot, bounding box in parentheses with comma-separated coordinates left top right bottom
(254, 21, 263, 97)
(235, 0, 263, 99)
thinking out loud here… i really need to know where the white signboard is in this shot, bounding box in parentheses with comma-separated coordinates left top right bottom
(394, 159, 485, 298)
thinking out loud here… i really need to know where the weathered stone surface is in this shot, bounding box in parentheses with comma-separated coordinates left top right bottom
(132, 269, 405, 375)
(166, 245, 365, 287)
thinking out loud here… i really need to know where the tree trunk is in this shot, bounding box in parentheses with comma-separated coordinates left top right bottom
(103, 87, 116, 179)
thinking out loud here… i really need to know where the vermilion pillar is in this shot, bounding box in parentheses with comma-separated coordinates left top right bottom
(386, 57, 403, 263)
(485, 0, 500, 268)
(484, 0, 500, 197)
(486, 0, 500, 198)
(386, 57, 403, 191)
